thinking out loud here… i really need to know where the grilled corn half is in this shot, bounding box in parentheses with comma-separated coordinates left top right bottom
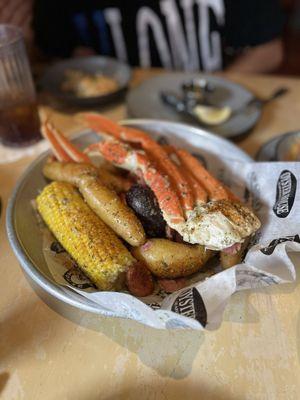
(36, 181, 135, 291)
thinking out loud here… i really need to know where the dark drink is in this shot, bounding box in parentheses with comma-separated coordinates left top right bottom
(0, 25, 41, 147)
(0, 102, 41, 147)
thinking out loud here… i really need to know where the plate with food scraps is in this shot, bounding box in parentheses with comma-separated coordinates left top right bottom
(7, 118, 258, 329)
(39, 56, 131, 107)
(127, 73, 262, 139)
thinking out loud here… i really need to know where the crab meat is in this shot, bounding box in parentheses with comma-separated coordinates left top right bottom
(180, 200, 260, 250)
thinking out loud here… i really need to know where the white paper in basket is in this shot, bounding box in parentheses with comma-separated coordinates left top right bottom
(43, 159, 300, 330)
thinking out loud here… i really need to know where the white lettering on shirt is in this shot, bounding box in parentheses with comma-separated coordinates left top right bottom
(104, 8, 128, 62)
(160, 0, 190, 70)
(180, 0, 200, 70)
(94, 1, 226, 71)
(136, 7, 172, 68)
(196, 0, 224, 71)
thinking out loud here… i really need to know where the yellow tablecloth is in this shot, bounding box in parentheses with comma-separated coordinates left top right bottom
(1, 70, 300, 400)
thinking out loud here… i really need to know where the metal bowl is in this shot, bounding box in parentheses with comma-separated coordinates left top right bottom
(39, 56, 131, 107)
(6, 120, 252, 327)
(275, 131, 300, 161)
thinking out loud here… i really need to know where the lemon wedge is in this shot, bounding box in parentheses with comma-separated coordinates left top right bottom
(193, 105, 232, 125)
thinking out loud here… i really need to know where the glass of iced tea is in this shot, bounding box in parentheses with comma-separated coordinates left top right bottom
(0, 24, 41, 147)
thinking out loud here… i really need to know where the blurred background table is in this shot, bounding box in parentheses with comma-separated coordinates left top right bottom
(1, 69, 300, 400)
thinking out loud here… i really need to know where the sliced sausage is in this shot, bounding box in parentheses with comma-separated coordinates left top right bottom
(126, 262, 154, 297)
(158, 278, 187, 293)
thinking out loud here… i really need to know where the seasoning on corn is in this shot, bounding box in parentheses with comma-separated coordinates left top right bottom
(36, 181, 135, 291)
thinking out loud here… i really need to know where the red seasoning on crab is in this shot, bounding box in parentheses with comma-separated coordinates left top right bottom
(97, 139, 185, 224)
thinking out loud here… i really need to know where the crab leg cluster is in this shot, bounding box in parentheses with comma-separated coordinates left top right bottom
(83, 113, 236, 207)
(41, 115, 260, 251)
(42, 120, 184, 224)
(84, 113, 195, 216)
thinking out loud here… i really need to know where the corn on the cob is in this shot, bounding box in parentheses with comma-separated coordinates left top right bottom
(36, 181, 134, 291)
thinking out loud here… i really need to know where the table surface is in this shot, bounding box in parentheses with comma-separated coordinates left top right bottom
(1, 69, 300, 400)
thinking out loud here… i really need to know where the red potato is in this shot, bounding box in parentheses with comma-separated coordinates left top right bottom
(220, 237, 250, 269)
(78, 174, 146, 246)
(97, 167, 131, 193)
(43, 161, 130, 193)
(132, 239, 214, 279)
(43, 161, 97, 185)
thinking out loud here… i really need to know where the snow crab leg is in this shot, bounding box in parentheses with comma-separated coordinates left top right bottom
(175, 148, 240, 202)
(82, 113, 239, 206)
(163, 145, 208, 205)
(82, 113, 195, 216)
(42, 121, 90, 163)
(96, 138, 185, 225)
(42, 120, 130, 192)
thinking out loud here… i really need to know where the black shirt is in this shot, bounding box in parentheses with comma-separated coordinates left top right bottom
(33, 0, 284, 71)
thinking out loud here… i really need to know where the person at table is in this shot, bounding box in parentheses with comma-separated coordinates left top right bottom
(1, 0, 285, 73)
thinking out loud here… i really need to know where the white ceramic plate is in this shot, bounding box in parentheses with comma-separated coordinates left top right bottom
(127, 73, 261, 139)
